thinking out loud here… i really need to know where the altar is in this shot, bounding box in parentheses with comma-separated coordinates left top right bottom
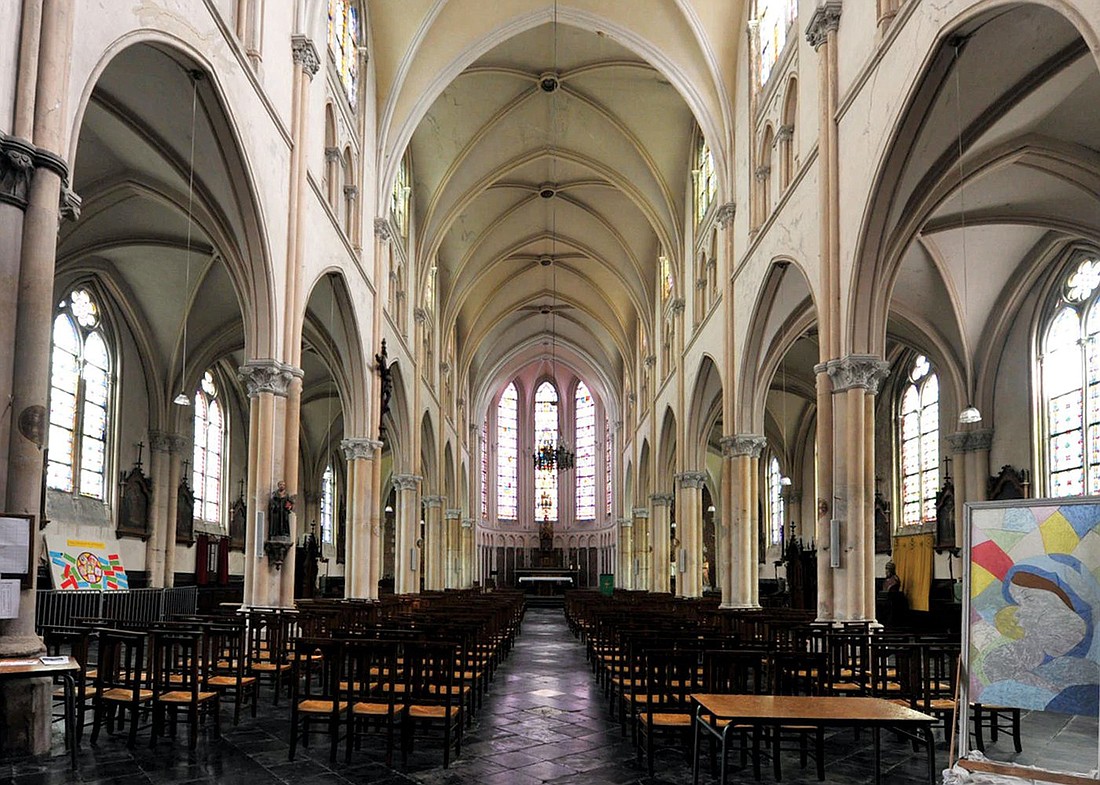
(514, 567, 580, 602)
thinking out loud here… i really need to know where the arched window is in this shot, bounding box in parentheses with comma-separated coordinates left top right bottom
(320, 464, 335, 545)
(606, 419, 613, 517)
(327, 0, 361, 109)
(496, 383, 518, 519)
(694, 135, 716, 224)
(660, 255, 674, 302)
(534, 382, 559, 521)
(1041, 257, 1100, 496)
(575, 383, 596, 519)
(47, 287, 113, 499)
(756, 0, 797, 86)
(192, 371, 225, 524)
(767, 455, 784, 545)
(392, 156, 410, 237)
(480, 421, 488, 519)
(898, 355, 939, 525)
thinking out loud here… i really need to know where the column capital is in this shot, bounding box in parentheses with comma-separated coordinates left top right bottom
(721, 434, 766, 459)
(823, 354, 889, 394)
(643, 354, 657, 369)
(461, 518, 474, 529)
(238, 359, 303, 398)
(650, 493, 675, 506)
(343, 184, 359, 199)
(806, 1, 843, 49)
(618, 517, 633, 528)
(676, 471, 707, 489)
(669, 298, 685, 316)
(445, 508, 462, 520)
(148, 430, 172, 453)
(422, 494, 444, 508)
(632, 507, 650, 519)
(946, 428, 994, 453)
(414, 307, 429, 324)
(291, 35, 321, 78)
(754, 165, 771, 181)
(374, 217, 393, 242)
(775, 124, 795, 143)
(168, 434, 190, 454)
(324, 146, 341, 163)
(789, 490, 803, 504)
(340, 437, 381, 461)
(716, 201, 736, 228)
(392, 473, 422, 491)
(0, 134, 72, 212)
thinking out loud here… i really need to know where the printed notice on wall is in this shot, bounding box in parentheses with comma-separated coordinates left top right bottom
(0, 516, 30, 574)
(0, 579, 20, 619)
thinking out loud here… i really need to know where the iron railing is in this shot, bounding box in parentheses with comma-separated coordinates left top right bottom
(35, 586, 198, 631)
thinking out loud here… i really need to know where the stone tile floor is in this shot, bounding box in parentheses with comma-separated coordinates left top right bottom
(0, 608, 1089, 784)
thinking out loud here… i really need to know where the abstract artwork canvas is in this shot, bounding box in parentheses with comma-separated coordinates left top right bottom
(968, 501, 1100, 715)
(47, 536, 129, 591)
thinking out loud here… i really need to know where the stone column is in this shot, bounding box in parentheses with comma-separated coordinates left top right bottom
(444, 508, 461, 588)
(145, 431, 172, 586)
(722, 436, 765, 608)
(947, 428, 994, 542)
(788, 490, 804, 543)
(340, 437, 376, 598)
(617, 518, 633, 589)
(421, 495, 444, 590)
(461, 518, 474, 588)
(238, 359, 297, 607)
(650, 493, 674, 594)
(393, 474, 422, 594)
(632, 507, 650, 591)
(824, 354, 889, 621)
(162, 434, 188, 588)
(675, 471, 706, 597)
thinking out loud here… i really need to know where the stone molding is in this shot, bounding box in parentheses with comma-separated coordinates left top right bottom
(618, 518, 632, 528)
(775, 124, 795, 143)
(168, 434, 190, 454)
(721, 435, 766, 459)
(823, 354, 890, 394)
(643, 354, 657, 369)
(946, 428, 994, 453)
(343, 184, 358, 199)
(0, 134, 73, 212)
(148, 430, 172, 453)
(340, 438, 379, 461)
(632, 507, 650, 519)
(650, 493, 675, 506)
(716, 201, 736, 228)
(392, 473, 421, 491)
(754, 165, 771, 181)
(422, 494, 444, 508)
(324, 146, 341, 162)
(374, 217, 393, 242)
(669, 298, 685, 316)
(291, 35, 321, 77)
(696, 277, 708, 290)
(445, 508, 462, 520)
(238, 359, 302, 398)
(461, 518, 474, 528)
(414, 307, 429, 324)
(676, 471, 707, 489)
(806, 1, 843, 49)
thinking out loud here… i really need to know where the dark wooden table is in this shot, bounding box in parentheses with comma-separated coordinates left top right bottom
(691, 694, 936, 785)
(0, 656, 81, 769)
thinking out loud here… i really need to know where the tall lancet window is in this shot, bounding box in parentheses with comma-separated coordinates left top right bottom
(47, 287, 113, 499)
(320, 464, 335, 545)
(767, 455, 784, 545)
(327, 0, 361, 109)
(606, 420, 613, 517)
(193, 371, 225, 524)
(534, 382, 559, 521)
(480, 421, 488, 519)
(757, 0, 797, 86)
(694, 136, 717, 224)
(496, 383, 518, 519)
(575, 382, 596, 520)
(898, 355, 939, 526)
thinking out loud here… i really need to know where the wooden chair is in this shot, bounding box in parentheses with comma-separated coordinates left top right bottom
(90, 629, 152, 748)
(402, 641, 463, 768)
(972, 702, 1022, 753)
(917, 643, 959, 742)
(43, 625, 96, 743)
(344, 638, 403, 765)
(204, 623, 259, 725)
(248, 611, 292, 703)
(768, 650, 828, 781)
(150, 629, 220, 749)
(289, 638, 346, 764)
(636, 648, 699, 776)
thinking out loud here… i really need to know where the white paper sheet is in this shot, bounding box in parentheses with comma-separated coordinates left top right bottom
(0, 517, 29, 574)
(0, 579, 20, 619)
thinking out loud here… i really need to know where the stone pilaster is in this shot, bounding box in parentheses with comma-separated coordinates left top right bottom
(632, 506, 650, 591)
(393, 474, 422, 593)
(146, 430, 173, 587)
(341, 437, 377, 598)
(650, 493, 675, 594)
(675, 471, 707, 597)
(721, 436, 765, 608)
(422, 494, 445, 590)
(617, 517, 633, 589)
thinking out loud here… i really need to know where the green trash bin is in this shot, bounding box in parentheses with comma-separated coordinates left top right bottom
(598, 573, 614, 596)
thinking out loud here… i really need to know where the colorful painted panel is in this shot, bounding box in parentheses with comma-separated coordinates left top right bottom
(968, 502, 1100, 715)
(47, 537, 129, 590)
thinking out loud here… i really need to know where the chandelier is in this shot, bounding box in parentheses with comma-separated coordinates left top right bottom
(533, 438, 574, 473)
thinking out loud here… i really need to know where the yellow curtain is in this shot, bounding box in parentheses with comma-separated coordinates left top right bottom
(893, 533, 934, 611)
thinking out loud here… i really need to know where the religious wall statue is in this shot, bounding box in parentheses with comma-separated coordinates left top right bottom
(268, 481, 294, 539)
(539, 518, 553, 552)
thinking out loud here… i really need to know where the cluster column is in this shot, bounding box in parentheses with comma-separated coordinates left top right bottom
(617, 517, 633, 589)
(675, 471, 707, 597)
(422, 495, 444, 590)
(341, 437, 379, 599)
(444, 508, 461, 588)
(461, 518, 475, 588)
(946, 428, 993, 541)
(393, 474, 422, 594)
(161, 434, 189, 587)
(632, 507, 650, 590)
(722, 435, 766, 608)
(650, 493, 674, 594)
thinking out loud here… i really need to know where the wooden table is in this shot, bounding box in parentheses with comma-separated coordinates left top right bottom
(0, 656, 81, 769)
(691, 694, 936, 785)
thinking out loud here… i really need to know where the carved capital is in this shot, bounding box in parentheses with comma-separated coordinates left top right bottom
(632, 507, 650, 519)
(806, 1, 843, 49)
(946, 428, 994, 454)
(374, 217, 393, 243)
(461, 518, 474, 529)
(291, 35, 321, 77)
(669, 298, 685, 316)
(650, 493, 675, 506)
(721, 434, 766, 459)
(618, 518, 633, 528)
(422, 494, 444, 508)
(775, 124, 795, 143)
(627, 393, 637, 405)
(445, 508, 462, 520)
(676, 471, 707, 489)
(238, 359, 302, 398)
(0, 135, 73, 212)
(696, 277, 708, 290)
(340, 437, 378, 461)
(343, 184, 359, 199)
(168, 434, 190, 454)
(716, 201, 736, 228)
(148, 430, 172, 453)
(754, 165, 771, 181)
(643, 354, 657, 369)
(324, 146, 341, 163)
(414, 307, 429, 324)
(392, 473, 422, 491)
(825, 354, 890, 394)
(440, 362, 452, 376)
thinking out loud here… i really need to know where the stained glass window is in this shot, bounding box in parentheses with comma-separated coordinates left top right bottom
(392, 157, 410, 237)
(534, 382, 559, 521)
(496, 383, 518, 519)
(605, 419, 613, 517)
(480, 421, 488, 519)
(320, 464, 335, 544)
(660, 255, 673, 301)
(193, 371, 225, 524)
(898, 355, 939, 526)
(768, 455, 784, 545)
(1042, 257, 1100, 497)
(575, 383, 596, 519)
(757, 0, 797, 86)
(694, 136, 717, 224)
(327, 0, 361, 109)
(47, 287, 112, 499)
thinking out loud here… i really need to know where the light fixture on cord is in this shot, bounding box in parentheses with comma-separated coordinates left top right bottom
(952, 40, 982, 425)
(531, 1, 574, 474)
(779, 356, 792, 486)
(173, 70, 203, 407)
